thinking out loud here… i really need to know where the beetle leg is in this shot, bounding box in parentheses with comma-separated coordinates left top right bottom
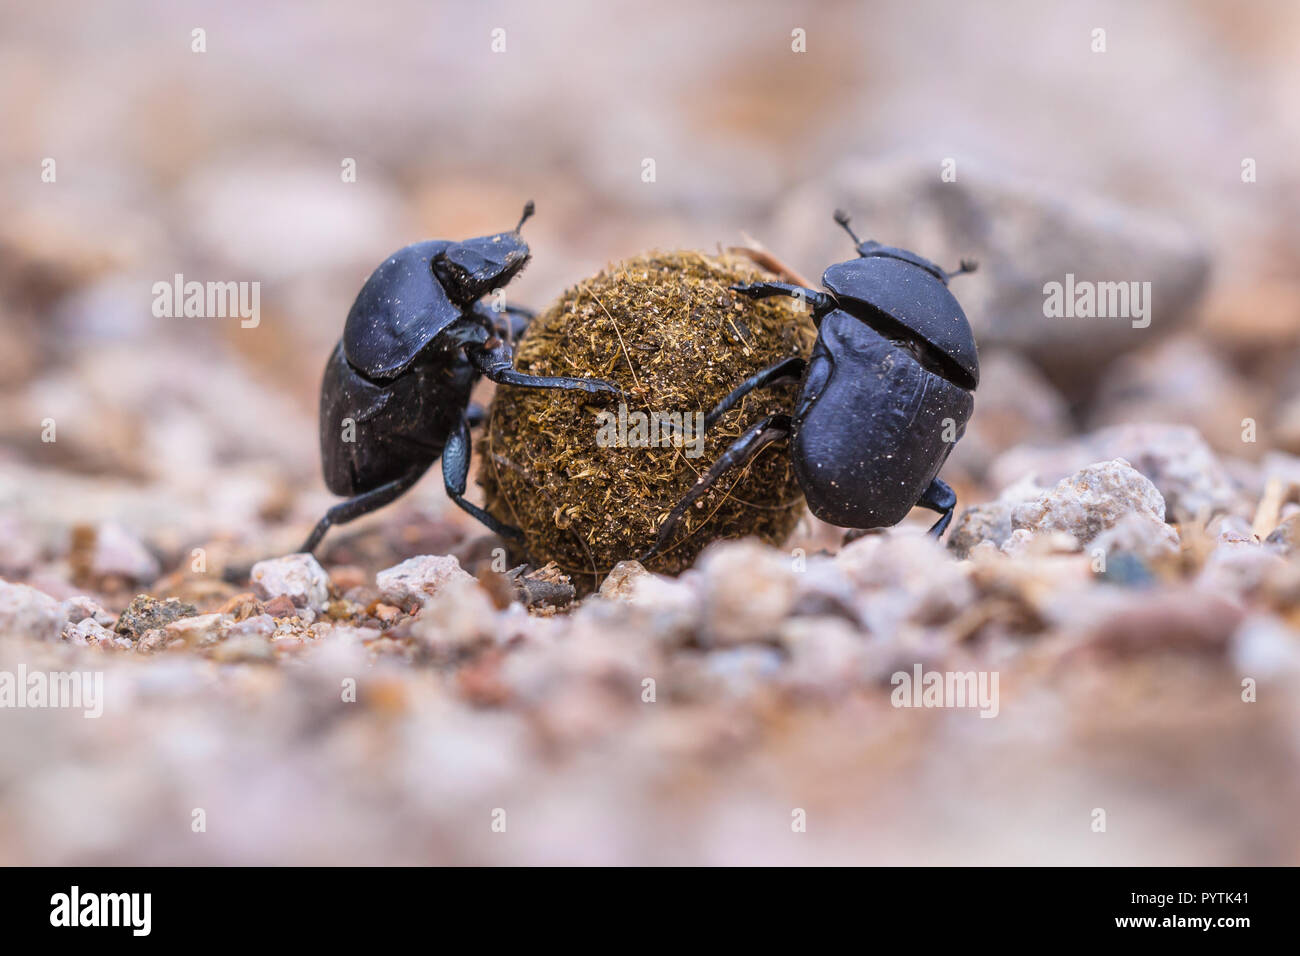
(467, 337, 621, 397)
(917, 476, 957, 538)
(442, 415, 525, 540)
(466, 402, 488, 429)
(702, 356, 806, 429)
(299, 464, 429, 555)
(657, 356, 804, 440)
(730, 281, 834, 320)
(640, 413, 792, 563)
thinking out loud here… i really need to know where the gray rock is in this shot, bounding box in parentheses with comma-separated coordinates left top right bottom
(115, 595, 200, 640)
(375, 554, 472, 608)
(225, 614, 277, 640)
(1197, 542, 1284, 599)
(778, 617, 867, 694)
(990, 424, 1241, 523)
(410, 576, 497, 657)
(790, 555, 861, 625)
(771, 158, 1209, 396)
(0, 580, 65, 641)
(949, 503, 1017, 559)
(696, 540, 796, 647)
(594, 571, 702, 648)
(836, 532, 973, 634)
(947, 474, 1045, 557)
(63, 617, 117, 646)
(1089, 512, 1181, 563)
(60, 595, 116, 628)
(701, 646, 786, 698)
(1010, 459, 1170, 547)
(598, 561, 651, 601)
(250, 553, 331, 612)
(1266, 514, 1300, 553)
(163, 613, 228, 647)
(90, 521, 160, 584)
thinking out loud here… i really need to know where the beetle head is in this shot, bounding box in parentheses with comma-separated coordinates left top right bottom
(832, 209, 975, 284)
(432, 201, 535, 306)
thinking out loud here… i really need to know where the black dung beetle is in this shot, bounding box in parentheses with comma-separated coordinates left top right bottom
(301, 201, 619, 555)
(643, 209, 978, 560)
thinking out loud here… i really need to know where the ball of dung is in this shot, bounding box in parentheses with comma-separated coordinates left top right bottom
(480, 251, 817, 591)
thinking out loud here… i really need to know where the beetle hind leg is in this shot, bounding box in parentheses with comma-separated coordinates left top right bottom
(640, 413, 792, 563)
(658, 357, 805, 442)
(299, 464, 429, 555)
(702, 356, 805, 429)
(917, 477, 957, 539)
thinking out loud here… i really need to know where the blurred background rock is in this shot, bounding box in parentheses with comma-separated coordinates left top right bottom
(4, 2, 1297, 504)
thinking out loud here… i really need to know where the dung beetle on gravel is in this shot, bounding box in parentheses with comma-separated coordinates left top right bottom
(300, 201, 620, 555)
(642, 209, 979, 561)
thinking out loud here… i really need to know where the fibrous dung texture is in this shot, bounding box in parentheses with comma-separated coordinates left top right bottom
(481, 251, 817, 591)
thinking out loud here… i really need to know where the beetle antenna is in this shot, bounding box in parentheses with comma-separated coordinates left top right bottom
(832, 208, 862, 246)
(516, 200, 536, 232)
(945, 258, 978, 281)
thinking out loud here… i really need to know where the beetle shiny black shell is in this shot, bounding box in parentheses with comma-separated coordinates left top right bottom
(796, 238, 978, 527)
(821, 255, 979, 390)
(341, 239, 460, 379)
(791, 308, 973, 528)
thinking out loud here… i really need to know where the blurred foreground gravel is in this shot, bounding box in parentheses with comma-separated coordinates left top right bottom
(4, 428, 1300, 864)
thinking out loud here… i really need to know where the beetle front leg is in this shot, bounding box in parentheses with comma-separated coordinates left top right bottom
(731, 282, 834, 319)
(466, 337, 622, 397)
(917, 476, 957, 538)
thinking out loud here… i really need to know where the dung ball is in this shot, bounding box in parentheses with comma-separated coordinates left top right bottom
(479, 251, 817, 592)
